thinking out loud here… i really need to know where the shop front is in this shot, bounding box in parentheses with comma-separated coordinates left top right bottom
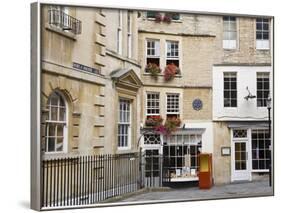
(141, 124, 213, 186)
(229, 123, 270, 182)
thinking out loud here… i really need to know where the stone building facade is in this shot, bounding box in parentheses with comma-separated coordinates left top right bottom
(41, 5, 142, 158)
(41, 5, 273, 185)
(137, 11, 272, 184)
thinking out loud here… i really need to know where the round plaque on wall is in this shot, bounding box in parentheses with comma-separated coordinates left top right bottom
(192, 99, 203, 111)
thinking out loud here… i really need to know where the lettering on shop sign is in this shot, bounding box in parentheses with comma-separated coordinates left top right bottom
(73, 62, 100, 75)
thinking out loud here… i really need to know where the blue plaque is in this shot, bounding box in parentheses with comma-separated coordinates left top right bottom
(192, 99, 203, 111)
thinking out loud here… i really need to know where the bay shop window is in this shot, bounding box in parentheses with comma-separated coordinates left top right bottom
(142, 132, 202, 181)
(163, 134, 202, 181)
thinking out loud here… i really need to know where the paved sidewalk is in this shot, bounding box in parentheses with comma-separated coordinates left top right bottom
(120, 180, 273, 203)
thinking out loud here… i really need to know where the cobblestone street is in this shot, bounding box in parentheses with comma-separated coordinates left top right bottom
(119, 180, 273, 203)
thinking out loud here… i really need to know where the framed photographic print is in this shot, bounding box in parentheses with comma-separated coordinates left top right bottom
(30, 1, 274, 211)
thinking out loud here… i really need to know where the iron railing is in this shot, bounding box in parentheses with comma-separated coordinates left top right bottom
(48, 9, 82, 35)
(42, 153, 140, 208)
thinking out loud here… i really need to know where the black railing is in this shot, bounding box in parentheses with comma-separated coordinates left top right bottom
(48, 10, 82, 35)
(42, 153, 140, 208)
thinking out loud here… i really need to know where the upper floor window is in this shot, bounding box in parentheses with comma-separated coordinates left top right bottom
(146, 39, 160, 69)
(166, 93, 180, 115)
(146, 92, 160, 115)
(127, 11, 132, 58)
(256, 18, 270, 50)
(118, 98, 131, 149)
(257, 73, 270, 107)
(224, 72, 237, 107)
(146, 11, 180, 21)
(48, 6, 82, 35)
(146, 11, 157, 19)
(166, 41, 179, 70)
(223, 16, 237, 49)
(44, 92, 67, 153)
(117, 10, 123, 54)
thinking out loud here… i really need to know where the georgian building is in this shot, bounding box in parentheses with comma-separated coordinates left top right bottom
(41, 4, 273, 185)
(41, 5, 142, 157)
(137, 11, 272, 185)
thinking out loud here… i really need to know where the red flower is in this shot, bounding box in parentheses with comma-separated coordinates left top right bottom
(164, 63, 180, 81)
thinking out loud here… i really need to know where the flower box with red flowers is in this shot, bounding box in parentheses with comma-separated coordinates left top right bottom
(145, 115, 163, 127)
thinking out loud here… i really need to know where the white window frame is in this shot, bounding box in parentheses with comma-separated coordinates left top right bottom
(117, 10, 123, 54)
(256, 18, 270, 50)
(223, 72, 237, 108)
(223, 16, 237, 49)
(256, 72, 270, 108)
(166, 93, 180, 115)
(45, 91, 68, 154)
(118, 98, 131, 150)
(146, 92, 160, 116)
(166, 40, 179, 66)
(146, 39, 160, 58)
(251, 129, 270, 172)
(127, 11, 132, 58)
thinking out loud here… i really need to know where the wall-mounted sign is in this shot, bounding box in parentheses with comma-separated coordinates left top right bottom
(73, 62, 100, 75)
(221, 147, 231, 156)
(192, 99, 203, 111)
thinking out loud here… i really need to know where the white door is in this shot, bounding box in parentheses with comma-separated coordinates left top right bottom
(231, 140, 251, 181)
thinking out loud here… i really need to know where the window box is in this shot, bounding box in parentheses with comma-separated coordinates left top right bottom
(145, 115, 163, 127)
(164, 116, 181, 133)
(164, 63, 180, 81)
(145, 63, 161, 77)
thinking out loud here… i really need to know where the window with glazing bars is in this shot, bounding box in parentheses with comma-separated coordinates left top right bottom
(144, 134, 161, 145)
(257, 73, 270, 107)
(256, 18, 269, 41)
(146, 39, 160, 69)
(118, 99, 131, 148)
(166, 41, 179, 68)
(223, 16, 237, 49)
(45, 92, 66, 153)
(224, 72, 237, 107)
(146, 92, 160, 115)
(166, 93, 179, 114)
(127, 11, 132, 58)
(256, 18, 270, 49)
(252, 129, 270, 170)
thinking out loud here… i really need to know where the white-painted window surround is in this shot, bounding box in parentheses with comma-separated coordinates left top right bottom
(223, 72, 237, 107)
(118, 98, 131, 149)
(166, 93, 180, 115)
(256, 18, 270, 50)
(45, 91, 67, 153)
(146, 92, 160, 115)
(223, 16, 237, 49)
(257, 72, 270, 107)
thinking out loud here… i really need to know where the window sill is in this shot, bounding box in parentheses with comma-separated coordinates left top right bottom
(256, 48, 270, 51)
(143, 73, 182, 78)
(146, 18, 182, 23)
(252, 170, 269, 173)
(45, 23, 77, 41)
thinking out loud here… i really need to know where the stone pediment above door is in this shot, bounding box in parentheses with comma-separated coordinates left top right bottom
(110, 68, 142, 91)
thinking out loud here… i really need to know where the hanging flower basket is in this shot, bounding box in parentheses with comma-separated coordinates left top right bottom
(145, 115, 163, 127)
(145, 63, 161, 77)
(154, 117, 181, 135)
(164, 63, 180, 81)
(164, 117, 181, 133)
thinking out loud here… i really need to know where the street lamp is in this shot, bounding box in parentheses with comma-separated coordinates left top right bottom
(267, 95, 272, 187)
